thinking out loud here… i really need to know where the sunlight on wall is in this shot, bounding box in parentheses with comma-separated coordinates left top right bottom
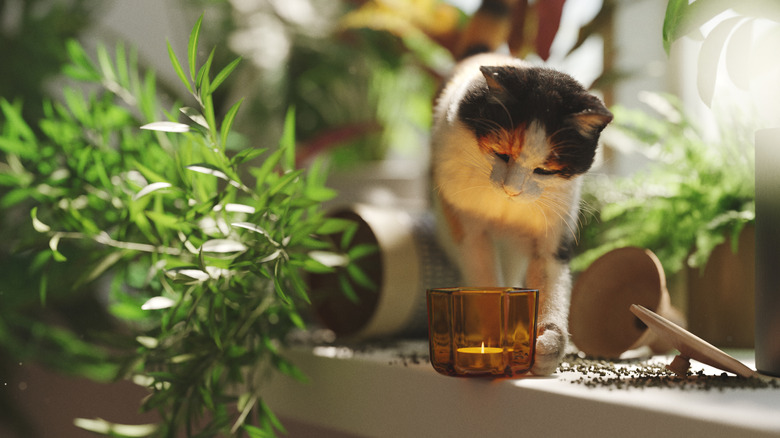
(672, 8, 780, 135)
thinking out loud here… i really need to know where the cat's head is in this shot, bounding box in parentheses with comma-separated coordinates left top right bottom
(452, 64, 612, 203)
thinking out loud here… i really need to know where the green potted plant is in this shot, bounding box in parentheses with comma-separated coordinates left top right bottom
(0, 16, 360, 437)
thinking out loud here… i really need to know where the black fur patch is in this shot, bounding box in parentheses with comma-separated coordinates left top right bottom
(554, 233, 575, 262)
(457, 65, 612, 179)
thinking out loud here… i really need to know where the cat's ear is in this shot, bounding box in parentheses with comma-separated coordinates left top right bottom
(569, 108, 613, 139)
(480, 66, 507, 96)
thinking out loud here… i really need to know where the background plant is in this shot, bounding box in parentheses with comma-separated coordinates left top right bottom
(0, 16, 355, 437)
(0, 0, 95, 122)
(575, 92, 755, 275)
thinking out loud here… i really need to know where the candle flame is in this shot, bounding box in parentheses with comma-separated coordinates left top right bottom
(480, 342, 485, 353)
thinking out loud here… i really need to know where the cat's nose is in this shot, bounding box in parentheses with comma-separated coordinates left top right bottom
(503, 185, 522, 197)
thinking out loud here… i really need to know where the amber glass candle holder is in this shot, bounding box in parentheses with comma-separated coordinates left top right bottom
(427, 287, 539, 377)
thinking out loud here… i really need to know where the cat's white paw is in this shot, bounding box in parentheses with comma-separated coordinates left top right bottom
(531, 323, 567, 376)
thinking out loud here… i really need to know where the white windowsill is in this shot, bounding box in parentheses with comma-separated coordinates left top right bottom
(265, 341, 780, 438)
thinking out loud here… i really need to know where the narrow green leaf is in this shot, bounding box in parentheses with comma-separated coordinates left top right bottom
(186, 164, 241, 188)
(167, 41, 193, 95)
(200, 75, 217, 139)
(338, 274, 359, 303)
(145, 210, 183, 230)
(201, 239, 248, 254)
(242, 424, 272, 438)
(347, 243, 379, 261)
(231, 147, 267, 166)
(196, 47, 215, 92)
(284, 263, 310, 303)
(305, 185, 337, 203)
(317, 217, 354, 235)
(140, 121, 189, 133)
(280, 107, 296, 171)
(180, 106, 209, 129)
(0, 137, 32, 159)
(139, 69, 158, 122)
(64, 39, 100, 81)
(49, 235, 68, 262)
(340, 221, 359, 248)
(268, 169, 303, 196)
(274, 355, 308, 382)
(62, 88, 90, 126)
(39, 274, 48, 307)
(1, 99, 36, 143)
(115, 42, 130, 88)
(347, 263, 377, 290)
(188, 14, 204, 81)
(140, 296, 176, 311)
(305, 156, 331, 191)
(273, 262, 292, 305)
(288, 310, 306, 329)
(96, 43, 117, 85)
(251, 147, 284, 188)
(259, 398, 287, 434)
(210, 57, 242, 94)
(131, 159, 169, 184)
(2, 187, 33, 208)
(301, 258, 336, 274)
(165, 267, 210, 283)
(220, 98, 244, 150)
(198, 385, 215, 410)
(31, 207, 51, 232)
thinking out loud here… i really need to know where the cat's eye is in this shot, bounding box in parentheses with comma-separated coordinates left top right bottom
(494, 152, 510, 163)
(533, 167, 559, 176)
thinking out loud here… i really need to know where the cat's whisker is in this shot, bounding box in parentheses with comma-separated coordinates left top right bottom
(449, 184, 495, 198)
(537, 195, 580, 243)
(491, 98, 515, 132)
(530, 200, 551, 238)
(467, 117, 503, 133)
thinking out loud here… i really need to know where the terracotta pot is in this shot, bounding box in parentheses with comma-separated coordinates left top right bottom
(569, 247, 685, 358)
(310, 204, 460, 340)
(686, 226, 755, 349)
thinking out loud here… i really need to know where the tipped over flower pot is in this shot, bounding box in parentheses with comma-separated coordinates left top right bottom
(569, 247, 686, 358)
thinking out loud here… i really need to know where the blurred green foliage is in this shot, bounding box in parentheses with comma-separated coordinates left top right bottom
(576, 93, 755, 276)
(0, 11, 373, 437)
(0, 0, 95, 121)
(213, 0, 450, 170)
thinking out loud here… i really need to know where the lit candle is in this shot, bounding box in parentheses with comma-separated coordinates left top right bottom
(455, 342, 505, 371)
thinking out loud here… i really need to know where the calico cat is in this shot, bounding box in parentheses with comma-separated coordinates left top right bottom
(431, 0, 612, 375)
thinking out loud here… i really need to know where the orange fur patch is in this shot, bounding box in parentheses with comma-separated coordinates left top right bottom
(439, 195, 465, 244)
(477, 125, 527, 158)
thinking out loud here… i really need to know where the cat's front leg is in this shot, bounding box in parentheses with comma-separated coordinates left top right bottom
(457, 227, 501, 286)
(526, 255, 571, 376)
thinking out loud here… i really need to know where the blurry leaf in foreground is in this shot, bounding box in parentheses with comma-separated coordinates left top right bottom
(140, 121, 190, 133)
(141, 296, 176, 310)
